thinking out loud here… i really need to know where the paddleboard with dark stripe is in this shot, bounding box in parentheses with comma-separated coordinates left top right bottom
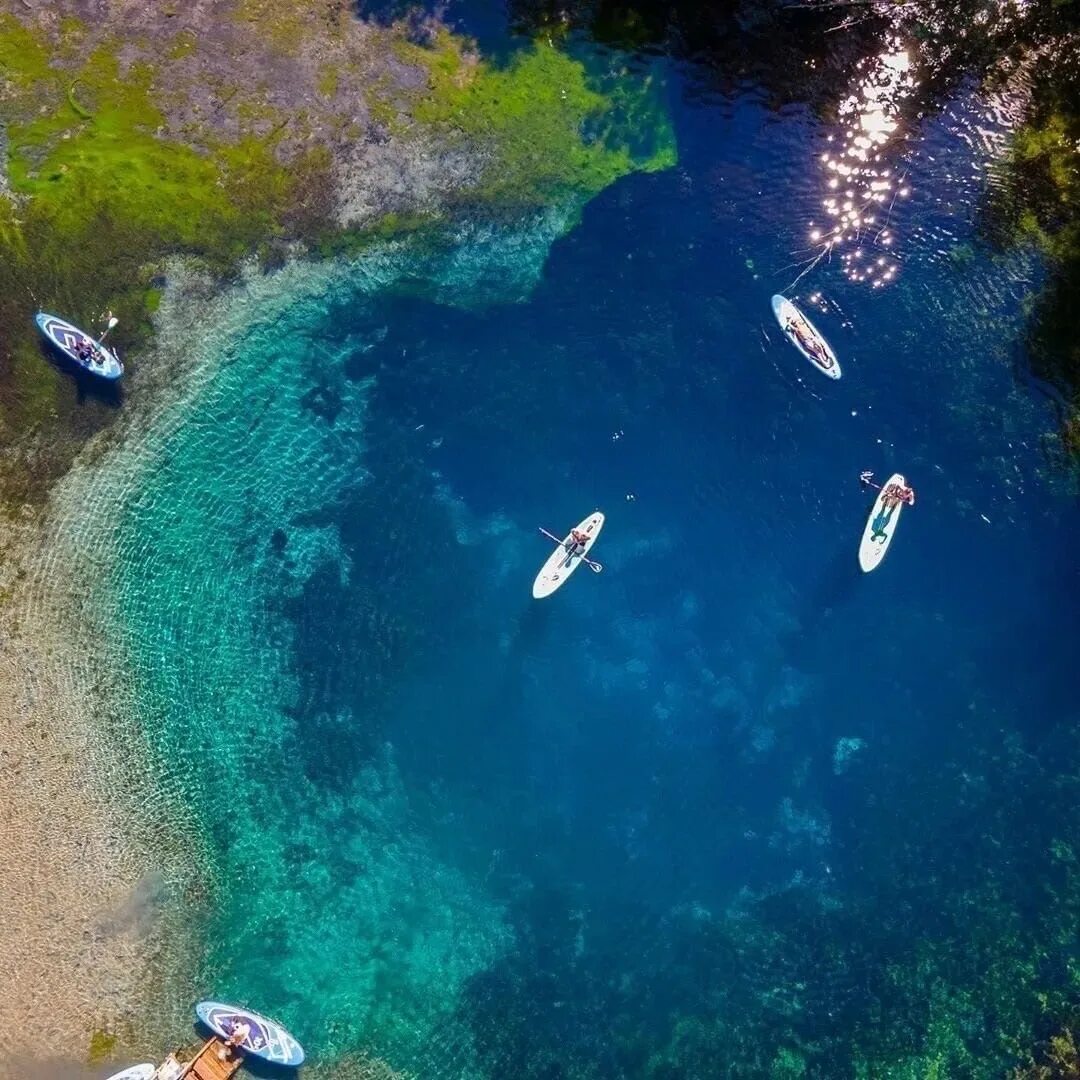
(35, 311, 123, 379)
(195, 1001, 305, 1067)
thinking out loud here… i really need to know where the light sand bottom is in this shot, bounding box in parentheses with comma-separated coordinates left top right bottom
(0, 543, 179, 1075)
(0, 268, 234, 1075)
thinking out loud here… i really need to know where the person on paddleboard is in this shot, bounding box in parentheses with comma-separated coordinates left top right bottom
(786, 316, 828, 365)
(860, 472, 915, 506)
(862, 472, 915, 542)
(882, 481, 915, 509)
(566, 528, 589, 558)
(216, 1019, 252, 1063)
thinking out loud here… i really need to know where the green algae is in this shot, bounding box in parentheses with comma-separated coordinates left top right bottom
(65, 79, 93, 120)
(318, 64, 340, 99)
(0, 16, 331, 485)
(166, 29, 198, 61)
(3, 38, 312, 263)
(394, 32, 676, 208)
(2, 23, 319, 241)
(365, 75, 406, 133)
(87, 1029, 118, 1063)
(0, 14, 51, 85)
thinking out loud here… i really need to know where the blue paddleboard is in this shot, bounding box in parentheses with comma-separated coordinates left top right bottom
(195, 1001, 305, 1067)
(35, 311, 123, 380)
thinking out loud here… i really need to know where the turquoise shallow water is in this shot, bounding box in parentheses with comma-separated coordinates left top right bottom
(99, 40, 1080, 1080)
(107, 230, 570, 1067)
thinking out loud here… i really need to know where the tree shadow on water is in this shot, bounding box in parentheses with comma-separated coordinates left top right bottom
(354, 0, 518, 56)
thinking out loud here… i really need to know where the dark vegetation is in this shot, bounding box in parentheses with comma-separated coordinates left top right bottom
(1015, 1024, 1080, 1079)
(511, 0, 1080, 453)
(452, 705, 1080, 1077)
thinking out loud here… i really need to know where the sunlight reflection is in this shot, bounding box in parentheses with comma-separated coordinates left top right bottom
(802, 41, 914, 290)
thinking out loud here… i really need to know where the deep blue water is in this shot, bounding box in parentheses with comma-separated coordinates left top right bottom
(110, 26, 1079, 1079)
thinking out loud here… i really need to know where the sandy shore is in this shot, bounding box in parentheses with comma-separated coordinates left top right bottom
(0, 248, 422, 1073)
(0, 261, 295, 1073)
(0, 529, 184, 1074)
(0, 321, 212, 1074)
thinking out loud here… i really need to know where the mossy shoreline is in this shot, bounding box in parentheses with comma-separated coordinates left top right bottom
(0, 1, 674, 511)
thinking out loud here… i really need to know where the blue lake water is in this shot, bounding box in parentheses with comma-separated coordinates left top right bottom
(106, 30, 1080, 1079)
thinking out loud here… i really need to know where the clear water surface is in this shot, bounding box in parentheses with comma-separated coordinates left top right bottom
(103, 14, 1080, 1078)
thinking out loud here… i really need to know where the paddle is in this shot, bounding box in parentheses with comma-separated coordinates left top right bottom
(538, 526, 603, 573)
(98, 312, 119, 344)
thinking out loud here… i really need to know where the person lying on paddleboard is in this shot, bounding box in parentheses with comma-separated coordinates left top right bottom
(881, 481, 915, 509)
(785, 316, 828, 364)
(860, 471, 916, 507)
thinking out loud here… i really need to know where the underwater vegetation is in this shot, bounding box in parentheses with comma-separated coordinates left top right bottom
(983, 62, 1080, 452)
(1014, 1024, 1080, 1078)
(445, 705, 1080, 1079)
(394, 31, 674, 208)
(0, 1, 673, 502)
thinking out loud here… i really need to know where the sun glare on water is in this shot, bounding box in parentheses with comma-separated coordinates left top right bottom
(807, 42, 914, 289)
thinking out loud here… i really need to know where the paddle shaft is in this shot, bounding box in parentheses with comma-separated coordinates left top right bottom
(539, 526, 602, 572)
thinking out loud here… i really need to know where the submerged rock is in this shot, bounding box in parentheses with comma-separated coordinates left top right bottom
(833, 735, 866, 775)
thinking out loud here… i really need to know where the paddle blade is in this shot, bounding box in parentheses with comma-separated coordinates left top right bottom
(107, 316, 119, 329)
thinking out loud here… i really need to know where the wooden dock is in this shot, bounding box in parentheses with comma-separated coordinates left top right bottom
(155, 1038, 244, 1080)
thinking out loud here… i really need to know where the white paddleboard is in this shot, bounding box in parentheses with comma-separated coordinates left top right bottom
(103, 1067, 156, 1080)
(532, 512, 604, 599)
(859, 472, 906, 572)
(771, 295, 841, 380)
